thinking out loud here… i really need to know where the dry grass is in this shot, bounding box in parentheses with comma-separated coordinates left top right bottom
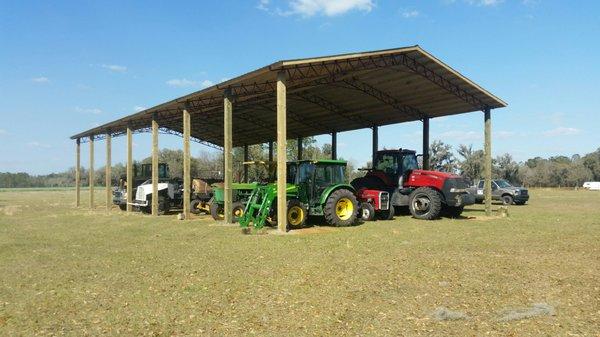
(0, 189, 599, 336)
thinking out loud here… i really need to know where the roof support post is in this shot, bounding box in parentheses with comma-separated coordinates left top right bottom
(75, 138, 81, 207)
(243, 144, 249, 183)
(151, 114, 159, 216)
(484, 108, 492, 216)
(331, 132, 337, 160)
(297, 137, 303, 161)
(372, 126, 378, 167)
(89, 136, 95, 209)
(422, 117, 430, 170)
(183, 108, 191, 219)
(276, 72, 287, 233)
(105, 133, 112, 212)
(223, 91, 234, 223)
(126, 126, 133, 212)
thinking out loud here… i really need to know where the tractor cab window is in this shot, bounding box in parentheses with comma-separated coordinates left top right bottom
(296, 163, 314, 184)
(158, 164, 169, 179)
(374, 154, 398, 175)
(287, 164, 298, 184)
(401, 154, 419, 172)
(314, 165, 345, 188)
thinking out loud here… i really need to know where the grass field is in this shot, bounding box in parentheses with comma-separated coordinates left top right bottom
(0, 189, 599, 336)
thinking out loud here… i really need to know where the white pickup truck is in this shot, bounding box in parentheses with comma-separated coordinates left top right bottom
(583, 182, 600, 190)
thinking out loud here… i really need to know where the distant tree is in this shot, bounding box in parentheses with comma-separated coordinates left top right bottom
(429, 140, 457, 173)
(456, 144, 484, 183)
(494, 153, 520, 184)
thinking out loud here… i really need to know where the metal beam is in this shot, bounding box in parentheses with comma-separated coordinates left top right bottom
(105, 133, 111, 211)
(297, 137, 303, 161)
(276, 72, 287, 232)
(331, 132, 337, 160)
(484, 108, 492, 216)
(89, 136, 94, 209)
(126, 127, 133, 212)
(372, 126, 378, 167)
(75, 138, 80, 207)
(223, 92, 233, 223)
(183, 109, 191, 219)
(151, 116, 159, 216)
(422, 117, 430, 170)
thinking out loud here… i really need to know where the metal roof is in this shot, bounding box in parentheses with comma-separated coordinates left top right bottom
(71, 45, 506, 148)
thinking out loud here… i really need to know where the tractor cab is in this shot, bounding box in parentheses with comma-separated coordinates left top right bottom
(371, 149, 419, 187)
(293, 160, 347, 205)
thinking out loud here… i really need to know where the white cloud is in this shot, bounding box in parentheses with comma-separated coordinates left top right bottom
(276, 0, 375, 17)
(27, 141, 51, 149)
(543, 127, 581, 137)
(32, 77, 50, 83)
(0, 129, 7, 136)
(200, 80, 214, 88)
(166, 78, 199, 88)
(75, 106, 102, 115)
(466, 0, 503, 6)
(133, 106, 146, 112)
(401, 9, 419, 18)
(101, 64, 127, 72)
(166, 78, 214, 89)
(257, 0, 270, 11)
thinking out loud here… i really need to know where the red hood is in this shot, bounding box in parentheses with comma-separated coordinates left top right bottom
(410, 169, 461, 179)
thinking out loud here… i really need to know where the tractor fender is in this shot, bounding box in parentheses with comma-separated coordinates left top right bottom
(319, 184, 356, 205)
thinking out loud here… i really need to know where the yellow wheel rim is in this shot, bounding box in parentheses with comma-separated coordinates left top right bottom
(233, 208, 244, 217)
(335, 197, 354, 221)
(287, 205, 304, 227)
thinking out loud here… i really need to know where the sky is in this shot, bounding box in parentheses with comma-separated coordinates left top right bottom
(1, 0, 599, 175)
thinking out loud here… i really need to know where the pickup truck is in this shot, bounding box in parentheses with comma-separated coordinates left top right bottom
(468, 179, 529, 205)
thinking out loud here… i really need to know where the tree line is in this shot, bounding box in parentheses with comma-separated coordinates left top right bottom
(1, 138, 599, 188)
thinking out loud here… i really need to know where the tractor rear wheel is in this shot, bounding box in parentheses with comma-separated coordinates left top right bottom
(210, 202, 224, 221)
(287, 199, 308, 229)
(408, 187, 442, 220)
(360, 202, 376, 221)
(118, 203, 127, 211)
(190, 199, 202, 214)
(324, 189, 358, 227)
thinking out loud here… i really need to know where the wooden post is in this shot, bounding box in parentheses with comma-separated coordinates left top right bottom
(126, 127, 133, 212)
(484, 108, 492, 216)
(276, 72, 287, 232)
(223, 91, 234, 223)
(297, 137, 303, 161)
(372, 126, 378, 167)
(243, 144, 249, 183)
(422, 117, 430, 170)
(331, 132, 337, 160)
(105, 133, 111, 211)
(151, 116, 159, 216)
(75, 138, 81, 207)
(89, 136, 95, 209)
(183, 109, 191, 219)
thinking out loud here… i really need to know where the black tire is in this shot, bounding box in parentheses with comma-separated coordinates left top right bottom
(514, 201, 526, 205)
(444, 206, 464, 218)
(287, 199, 308, 229)
(377, 206, 395, 221)
(360, 202, 376, 221)
(157, 195, 169, 215)
(118, 203, 127, 211)
(190, 199, 202, 214)
(323, 189, 359, 227)
(408, 187, 442, 220)
(231, 202, 245, 223)
(210, 202, 224, 221)
(502, 195, 513, 205)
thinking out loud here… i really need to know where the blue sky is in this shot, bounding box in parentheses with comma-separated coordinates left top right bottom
(1, 0, 599, 174)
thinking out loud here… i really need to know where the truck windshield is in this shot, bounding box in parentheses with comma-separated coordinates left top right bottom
(496, 180, 513, 188)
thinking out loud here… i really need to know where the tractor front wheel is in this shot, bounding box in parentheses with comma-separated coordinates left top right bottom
(360, 202, 376, 221)
(231, 202, 245, 222)
(377, 206, 395, 221)
(324, 189, 358, 227)
(210, 202, 225, 221)
(190, 199, 203, 214)
(408, 187, 442, 220)
(287, 199, 308, 229)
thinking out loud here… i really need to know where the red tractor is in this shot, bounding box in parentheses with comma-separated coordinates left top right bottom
(352, 149, 475, 220)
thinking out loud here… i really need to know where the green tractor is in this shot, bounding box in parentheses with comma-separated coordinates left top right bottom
(239, 160, 359, 231)
(209, 182, 258, 222)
